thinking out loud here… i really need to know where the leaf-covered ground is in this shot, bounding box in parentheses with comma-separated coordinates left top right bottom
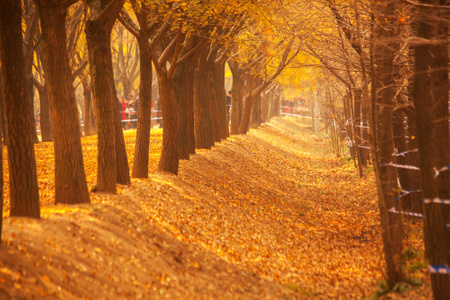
(1, 117, 430, 299)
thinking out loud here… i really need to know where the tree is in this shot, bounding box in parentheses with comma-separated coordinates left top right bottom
(119, 1, 165, 178)
(0, 0, 40, 217)
(172, 35, 199, 159)
(0, 75, 3, 241)
(413, 0, 450, 297)
(228, 59, 244, 135)
(194, 44, 215, 149)
(32, 47, 52, 142)
(34, 0, 90, 204)
(23, 0, 40, 144)
(239, 38, 299, 134)
(86, 0, 129, 192)
(371, 0, 406, 284)
(213, 60, 230, 139)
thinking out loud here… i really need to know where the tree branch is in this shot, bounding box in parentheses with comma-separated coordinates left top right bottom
(167, 31, 185, 79)
(158, 35, 178, 66)
(71, 60, 88, 82)
(118, 8, 140, 38)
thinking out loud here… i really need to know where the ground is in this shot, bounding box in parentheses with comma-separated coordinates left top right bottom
(0, 117, 431, 299)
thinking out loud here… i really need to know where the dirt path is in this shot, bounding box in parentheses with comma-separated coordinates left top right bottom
(0, 117, 430, 299)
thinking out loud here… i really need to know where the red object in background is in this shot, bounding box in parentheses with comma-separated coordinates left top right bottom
(122, 101, 127, 120)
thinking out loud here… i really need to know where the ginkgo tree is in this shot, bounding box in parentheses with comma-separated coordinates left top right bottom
(0, 0, 40, 218)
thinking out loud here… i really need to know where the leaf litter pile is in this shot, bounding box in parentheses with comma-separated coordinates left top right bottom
(0, 117, 430, 299)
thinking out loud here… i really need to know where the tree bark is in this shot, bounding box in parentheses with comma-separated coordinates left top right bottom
(113, 88, 130, 184)
(86, 0, 127, 192)
(413, 0, 450, 296)
(405, 110, 421, 213)
(82, 79, 96, 136)
(173, 48, 197, 159)
(131, 37, 153, 178)
(207, 62, 221, 143)
(157, 76, 179, 174)
(250, 77, 262, 129)
(36, 1, 90, 204)
(194, 48, 214, 149)
(213, 61, 229, 139)
(36, 83, 52, 142)
(371, 1, 405, 284)
(0, 74, 3, 240)
(229, 60, 243, 135)
(28, 69, 40, 144)
(0, 86, 2, 240)
(0, 0, 40, 217)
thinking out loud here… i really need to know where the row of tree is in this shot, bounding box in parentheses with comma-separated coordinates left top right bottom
(1, 0, 448, 298)
(0, 0, 300, 240)
(306, 0, 449, 297)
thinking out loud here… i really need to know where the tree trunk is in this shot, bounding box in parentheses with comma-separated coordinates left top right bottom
(194, 49, 214, 149)
(113, 89, 130, 184)
(82, 80, 96, 136)
(405, 110, 421, 213)
(392, 110, 409, 209)
(86, 20, 117, 192)
(261, 92, 268, 123)
(0, 89, 2, 240)
(131, 37, 153, 178)
(371, 2, 405, 284)
(413, 0, 450, 296)
(86, 0, 127, 192)
(0, 74, 3, 240)
(28, 69, 39, 144)
(229, 60, 243, 135)
(250, 78, 261, 129)
(239, 94, 255, 134)
(173, 50, 196, 159)
(36, 2, 90, 204)
(207, 64, 221, 143)
(157, 76, 179, 175)
(0, 0, 40, 217)
(213, 61, 229, 139)
(37, 83, 52, 142)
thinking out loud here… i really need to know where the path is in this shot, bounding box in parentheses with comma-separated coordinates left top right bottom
(0, 117, 428, 299)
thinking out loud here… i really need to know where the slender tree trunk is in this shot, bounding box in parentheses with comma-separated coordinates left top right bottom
(0, 78, 5, 140)
(213, 61, 229, 139)
(37, 83, 52, 142)
(0, 0, 40, 217)
(0, 91, 2, 240)
(132, 37, 153, 178)
(239, 94, 255, 134)
(157, 76, 179, 174)
(250, 78, 261, 129)
(173, 51, 196, 159)
(405, 111, 421, 213)
(28, 69, 39, 144)
(261, 92, 268, 123)
(393, 110, 410, 209)
(194, 49, 214, 149)
(113, 88, 130, 184)
(207, 63, 221, 143)
(229, 60, 243, 135)
(82, 80, 96, 136)
(36, 2, 90, 204)
(0, 74, 3, 240)
(413, 0, 450, 296)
